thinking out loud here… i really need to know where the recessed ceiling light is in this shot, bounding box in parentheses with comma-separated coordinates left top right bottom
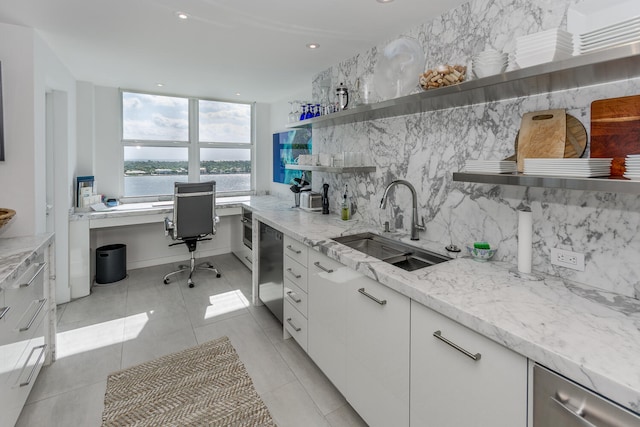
(376, 0, 395, 3)
(176, 11, 189, 20)
(156, 83, 164, 87)
(306, 43, 320, 49)
(235, 92, 241, 96)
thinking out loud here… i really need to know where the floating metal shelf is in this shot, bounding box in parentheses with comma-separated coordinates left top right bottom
(286, 42, 640, 129)
(284, 164, 376, 173)
(452, 172, 640, 194)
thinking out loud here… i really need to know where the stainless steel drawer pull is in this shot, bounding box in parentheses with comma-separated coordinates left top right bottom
(286, 290, 302, 303)
(286, 318, 302, 332)
(245, 256, 252, 264)
(358, 288, 387, 305)
(0, 306, 10, 320)
(433, 330, 481, 361)
(549, 395, 597, 427)
(286, 245, 302, 254)
(286, 268, 302, 279)
(20, 262, 46, 288)
(19, 298, 47, 332)
(313, 261, 334, 273)
(19, 344, 47, 387)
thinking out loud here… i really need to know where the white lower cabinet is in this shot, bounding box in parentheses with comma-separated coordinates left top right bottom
(410, 300, 528, 427)
(0, 254, 49, 427)
(308, 250, 410, 427)
(346, 275, 410, 427)
(307, 251, 349, 392)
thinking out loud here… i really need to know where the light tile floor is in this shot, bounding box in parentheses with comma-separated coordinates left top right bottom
(17, 253, 367, 427)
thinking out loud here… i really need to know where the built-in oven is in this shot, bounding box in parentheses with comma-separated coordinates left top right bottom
(241, 207, 252, 250)
(533, 364, 640, 427)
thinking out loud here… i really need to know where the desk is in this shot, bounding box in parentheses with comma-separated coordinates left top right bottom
(68, 197, 248, 300)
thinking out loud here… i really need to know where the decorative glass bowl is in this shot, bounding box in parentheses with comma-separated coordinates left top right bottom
(466, 243, 497, 262)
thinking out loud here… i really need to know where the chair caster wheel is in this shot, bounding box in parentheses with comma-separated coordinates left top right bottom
(164, 279, 170, 285)
(216, 273, 221, 278)
(189, 283, 195, 288)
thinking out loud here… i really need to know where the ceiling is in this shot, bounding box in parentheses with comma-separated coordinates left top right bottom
(0, 0, 467, 103)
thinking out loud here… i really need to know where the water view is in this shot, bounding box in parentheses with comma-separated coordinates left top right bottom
(124, 174, 251, 197)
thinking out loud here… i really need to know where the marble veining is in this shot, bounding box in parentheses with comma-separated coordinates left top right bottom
(308, 0, 640, 299)
(246, 196, 640, 414)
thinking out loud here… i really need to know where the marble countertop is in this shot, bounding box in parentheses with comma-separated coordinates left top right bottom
(0, 233, 54, 291)
(246, 196, 640, 414)
(69, 195, 250, 221)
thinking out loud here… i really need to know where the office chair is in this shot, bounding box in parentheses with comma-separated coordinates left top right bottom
(163, 181, 221, 288)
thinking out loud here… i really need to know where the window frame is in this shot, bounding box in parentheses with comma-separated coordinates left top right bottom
(120, 89, 255, 201)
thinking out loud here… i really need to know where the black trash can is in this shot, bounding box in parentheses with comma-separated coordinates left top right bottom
(96, 244, 127, 284)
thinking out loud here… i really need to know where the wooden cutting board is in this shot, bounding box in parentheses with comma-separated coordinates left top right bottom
(506, 114, 587, 162)
(591, 94, 640, 176)
(516, 109, 567, 172)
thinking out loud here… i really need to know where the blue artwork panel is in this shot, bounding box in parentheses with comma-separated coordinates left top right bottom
(272, 128, 312, 184)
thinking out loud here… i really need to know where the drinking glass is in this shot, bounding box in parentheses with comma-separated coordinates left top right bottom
(299, 104, 307, 121)
(304, 103, 314, 120)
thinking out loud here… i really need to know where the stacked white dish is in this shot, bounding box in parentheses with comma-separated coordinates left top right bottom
(523, 158, 612, 177)
(515, 29, 573, 68)
(464, 160, 516, 173)
(624, 154, 640, 180)
(575, 16, 640, 54)
(472, 49, 508, 78)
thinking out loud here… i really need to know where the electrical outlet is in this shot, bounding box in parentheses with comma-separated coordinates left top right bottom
(550, 248, 585, 271)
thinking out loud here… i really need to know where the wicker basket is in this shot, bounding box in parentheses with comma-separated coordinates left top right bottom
(0, 208, 16, 229)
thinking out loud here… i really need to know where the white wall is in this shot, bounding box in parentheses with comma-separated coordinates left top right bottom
(0, 24, 77, 303)
(0, 24, 37, 237)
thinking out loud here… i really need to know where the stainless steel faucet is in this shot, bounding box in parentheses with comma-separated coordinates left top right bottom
(380, 179, 425, 240)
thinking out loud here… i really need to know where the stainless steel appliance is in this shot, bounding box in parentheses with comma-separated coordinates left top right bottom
(258, 222, 283, 323)
(534, 364, 640, 427)
(241, 207, 252, 250)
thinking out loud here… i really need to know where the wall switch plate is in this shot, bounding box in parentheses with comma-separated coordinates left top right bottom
(550, 248, 585, 271)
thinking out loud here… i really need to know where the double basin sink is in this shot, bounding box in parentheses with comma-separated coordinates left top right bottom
(332, 232, 450, 271)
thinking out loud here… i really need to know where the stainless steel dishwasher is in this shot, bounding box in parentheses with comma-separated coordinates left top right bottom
(534, 364, 640, 426)
(258, 222, 283, 323)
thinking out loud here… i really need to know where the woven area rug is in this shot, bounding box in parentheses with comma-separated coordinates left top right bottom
(101, 336, 276, 427)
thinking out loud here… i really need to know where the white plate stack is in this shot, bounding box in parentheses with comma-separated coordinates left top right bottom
(576, 16, 640, 54)
(472, 49, 508, 78)
(523, 158, 612, 177)
(515, 29, 574, 68)
(624, 154, 640, 180)
(464, 160, 516, 173)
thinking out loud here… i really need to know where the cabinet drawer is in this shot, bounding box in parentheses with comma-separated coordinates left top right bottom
(284, 279, 307, 318)
(410, 301, 527, 427)
(284, 255, 308, 292)
(284, 235, 308, 267)
(284, 300, 308, 352)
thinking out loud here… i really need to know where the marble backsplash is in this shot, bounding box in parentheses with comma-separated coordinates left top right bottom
(308, 0, 640, 299)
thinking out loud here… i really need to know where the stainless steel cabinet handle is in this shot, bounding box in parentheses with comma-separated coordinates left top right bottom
(20, 262, 46, 288)
(286, 318, 301, 332)
(286, 245, 302, 254)
(358, 288, 387, 305)
(244, 256, 252, 264)
(19, 298, 47, 332)
(549, 395, 598, 427)
(0, 306, 10, 320)
(286, 268, 302, 279)
(19, 344, 47, 387)
(433, 330, 481, 361)
(286, 290, 302, 303)
(313, 261, 334, 273)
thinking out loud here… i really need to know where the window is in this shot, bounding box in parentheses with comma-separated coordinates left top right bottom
(122, 91, 253, 198)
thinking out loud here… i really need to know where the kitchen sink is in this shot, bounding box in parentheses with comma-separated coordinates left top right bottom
(331, 232, 450, 271)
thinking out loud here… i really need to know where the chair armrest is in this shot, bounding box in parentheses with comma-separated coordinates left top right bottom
(164, 217, 175, 238)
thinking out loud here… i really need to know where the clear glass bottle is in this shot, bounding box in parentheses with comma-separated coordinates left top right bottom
(341, 185, 350, 221)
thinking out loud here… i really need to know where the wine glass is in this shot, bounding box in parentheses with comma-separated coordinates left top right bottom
(288, 101, 297, 123)
(299, 103, 307, 121)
